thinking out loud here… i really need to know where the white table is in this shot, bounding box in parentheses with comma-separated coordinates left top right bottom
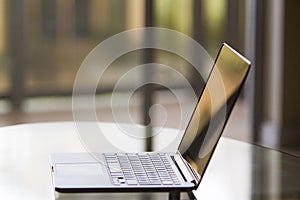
(0, 122, 299, 200)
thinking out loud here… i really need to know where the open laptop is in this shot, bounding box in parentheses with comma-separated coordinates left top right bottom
(50, 43, 250, 193)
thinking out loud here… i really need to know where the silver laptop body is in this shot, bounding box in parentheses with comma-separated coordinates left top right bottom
(50, 43, 250, 193)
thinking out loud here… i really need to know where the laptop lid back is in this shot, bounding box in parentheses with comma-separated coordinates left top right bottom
(178, 43, 251, 185)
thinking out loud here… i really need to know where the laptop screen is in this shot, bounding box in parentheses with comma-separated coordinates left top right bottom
(178, 43, 250, 184)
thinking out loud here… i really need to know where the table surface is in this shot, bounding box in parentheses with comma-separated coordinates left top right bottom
(0, 122, 299, 200)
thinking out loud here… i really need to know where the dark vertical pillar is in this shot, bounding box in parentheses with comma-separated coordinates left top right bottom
(143, 0, 154, 152)
(8, 0, 25, 111)
(281, 1, 300, 147)
(75, 0, 90, 37)
(42, 0, 56, 38)
(246, 0, 265, 198)
(192, 0, 204, 45)
(192, 0, 206, 96)
(226, 0, 240, 50)
(252, 0, 266, 143)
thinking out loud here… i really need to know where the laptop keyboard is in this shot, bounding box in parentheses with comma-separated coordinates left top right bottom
(104, 153, 181, 186)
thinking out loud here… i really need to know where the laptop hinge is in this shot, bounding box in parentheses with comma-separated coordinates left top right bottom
(174, 152, 200, 183)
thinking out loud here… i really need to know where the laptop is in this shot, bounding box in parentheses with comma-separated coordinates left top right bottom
(50, 43, 251, 193)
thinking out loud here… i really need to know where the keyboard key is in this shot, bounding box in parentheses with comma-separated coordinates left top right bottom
(162, 181, 174, 185)
(127, 179, 138, 185)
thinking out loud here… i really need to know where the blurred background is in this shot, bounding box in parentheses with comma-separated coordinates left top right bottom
(0, 0, 299, 157)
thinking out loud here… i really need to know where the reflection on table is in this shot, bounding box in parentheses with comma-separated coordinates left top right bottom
(0, 122, 299, 200)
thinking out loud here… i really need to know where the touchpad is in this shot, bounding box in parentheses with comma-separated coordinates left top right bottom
(56, 163, 104, 176)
